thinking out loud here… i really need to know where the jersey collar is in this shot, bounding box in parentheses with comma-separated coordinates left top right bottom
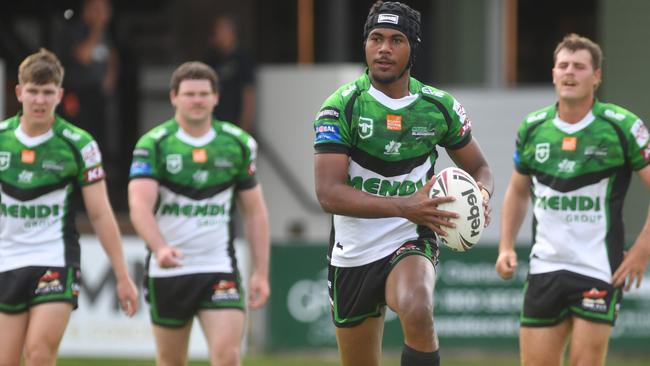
(175, 125, 216, 147)
(367, 84, 418, 110)
(14, 112, 55, 147)
(553, 109, 596, 134)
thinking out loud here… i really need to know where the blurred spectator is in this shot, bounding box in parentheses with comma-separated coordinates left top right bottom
(202, 15, 256, 133)
(57, 0, 117, 154)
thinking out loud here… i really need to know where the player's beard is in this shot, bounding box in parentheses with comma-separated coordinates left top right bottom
(371, 62, 410, 85)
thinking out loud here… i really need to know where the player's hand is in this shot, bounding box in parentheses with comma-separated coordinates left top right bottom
(155, 246, 183, 268)
(248, 271, 270, 310)
(612, 245, 650, 291)
(399, 177, 459, 237)
(495, 249, 518, 280)
(477, 181, 492, 228)
(116, 275, 139, 317)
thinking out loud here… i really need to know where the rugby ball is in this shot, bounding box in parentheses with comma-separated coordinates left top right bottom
(429, 167, 484, 252)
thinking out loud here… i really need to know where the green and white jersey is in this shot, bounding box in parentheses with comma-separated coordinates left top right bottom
(514, 101, 650, 283)
(313, 72, 472, 267)
(129, 119, 257, 277)
(0, 114, 105, 272)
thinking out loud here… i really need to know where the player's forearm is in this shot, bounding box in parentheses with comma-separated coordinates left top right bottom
(129, 204, 168, 254)
(632, 205, 650, 255)
(89, 212, 131, 282)
(471, 164, 494, 197)
(316, 182, 407, 218)
(244, 208, 270, 278)
(499, 186, 529, 253)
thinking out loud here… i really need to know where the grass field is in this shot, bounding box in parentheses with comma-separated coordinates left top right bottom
(58, 353, 650, 366)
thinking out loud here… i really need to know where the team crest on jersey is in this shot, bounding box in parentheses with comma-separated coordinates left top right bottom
(535, 143, 550, 163)
(358, 117, 374, 139)
(166, 154, 182, 174)
(0, 151, 10, 171)
(630, 119, 649, 147)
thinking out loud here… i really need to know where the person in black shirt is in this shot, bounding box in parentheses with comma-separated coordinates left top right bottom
(202, 15, 256, 134)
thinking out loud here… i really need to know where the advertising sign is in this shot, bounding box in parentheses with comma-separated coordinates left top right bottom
(269, 244, 650, 351)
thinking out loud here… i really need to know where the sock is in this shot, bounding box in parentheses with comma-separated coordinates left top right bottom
(401, 344, 440, 366)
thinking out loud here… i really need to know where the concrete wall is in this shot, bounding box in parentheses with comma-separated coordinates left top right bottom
(599, 0, 650, 242)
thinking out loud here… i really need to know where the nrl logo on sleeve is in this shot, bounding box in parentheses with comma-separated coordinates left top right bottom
(166, 154, 182, 174)
(81, 141, 102, 167)
(630, 119, 649, 147)
(358, 117, 374, 139)
(0, 152, 10, 171)
(535, 143, 550, 163)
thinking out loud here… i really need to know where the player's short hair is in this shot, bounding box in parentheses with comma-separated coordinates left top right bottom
(170, 61, 219, 94)
(18, 48, 64, 86)
(363, 1, 422, 67)
(553, 33, 602, 70)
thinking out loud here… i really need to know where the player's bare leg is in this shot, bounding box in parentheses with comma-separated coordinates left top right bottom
(198, 309, 245, 366)
(23, 303, 72, 366)
(335, 312, 385, 366)
(568, 318, 611, 366)
(520, 319, 571, 366)
(0, 311, 29, 366)
(153, 322, 192, 366)
(386, 255, 437, 351)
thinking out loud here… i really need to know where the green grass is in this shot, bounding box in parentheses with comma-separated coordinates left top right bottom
(58, 353, 650, 366)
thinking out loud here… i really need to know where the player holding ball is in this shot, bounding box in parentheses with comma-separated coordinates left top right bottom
(312, 2, 493, 365)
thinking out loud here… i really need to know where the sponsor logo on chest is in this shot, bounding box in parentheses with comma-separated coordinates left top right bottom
(411, 126, 436, 137)
(584, 146, 608, 157)
(21, 149, 36, 164)
(192, 148, 207, 163)
(562, 136, 577, 151)
(42, 160, 65, 172)
(386, 114, 402, 131)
